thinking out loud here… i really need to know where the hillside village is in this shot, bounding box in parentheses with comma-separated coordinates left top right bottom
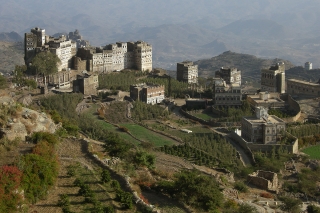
(1, 27, 320, 213)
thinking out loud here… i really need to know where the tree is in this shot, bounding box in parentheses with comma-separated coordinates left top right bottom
(134, 151, 155, 169)
(31, 51, 61, 76)
(13, 65, 27, 86)
(172, 169, 223, 211)
(101, 170, 111, 183)
(279, 196, 302, 213)
(0, 74, 7, 89)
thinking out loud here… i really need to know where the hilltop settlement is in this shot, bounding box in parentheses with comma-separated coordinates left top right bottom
(0, 27, 320, 213)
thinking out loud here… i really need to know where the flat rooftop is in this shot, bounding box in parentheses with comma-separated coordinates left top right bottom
(243, 115, 284, 124)
(248, 95, 284, 104)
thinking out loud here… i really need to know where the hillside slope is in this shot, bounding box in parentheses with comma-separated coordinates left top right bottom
(195, 51, 295, 79)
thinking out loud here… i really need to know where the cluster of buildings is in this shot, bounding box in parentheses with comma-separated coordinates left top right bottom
(25, 27, 153, 74)
(25, 27, 152, 73)
(24, 27, 154, 96)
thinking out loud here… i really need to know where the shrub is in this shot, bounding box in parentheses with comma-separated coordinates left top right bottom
(116, 190, 133, 209)
(260, 192, 273, 199)
(101, 170, 111, 183)
(234, 181, 248, 193)
(0, 165, 23, 213)
(110, 180, 121, 190)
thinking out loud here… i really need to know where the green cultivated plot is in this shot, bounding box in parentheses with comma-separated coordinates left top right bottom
(302, 145, 320, 159)
(120, 123, 175, 146)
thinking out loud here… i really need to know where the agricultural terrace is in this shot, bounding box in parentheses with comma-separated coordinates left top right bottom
(302, 145, 320, 160)
(120, 123, 175, 147)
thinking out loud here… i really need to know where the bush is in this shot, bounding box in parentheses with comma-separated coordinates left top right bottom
(307, 205, 320, 213)
(0, 165, 23, 213)
(110, 180, 121, 190)
(234, 181, 248, 193)
(260, 192, 273, 199)
(29, 131, 58, 145)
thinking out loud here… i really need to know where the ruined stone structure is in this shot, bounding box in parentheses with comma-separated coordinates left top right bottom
(176, 61, 198, 84)
(287, 78, 320, 97)
(73, 73, 99, 96)
(247, 170, 278, 191)
(261, 62, 285, 94)
(241, 107, 286, 144)
(212, 78, 242, 106)
(75, 41, 152, 73)
(24, 27, 77, 71)
(130, 83, 164, 105)
(215, 67, 241, 85)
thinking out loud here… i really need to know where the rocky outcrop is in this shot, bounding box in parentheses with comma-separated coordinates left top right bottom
(0, 96, 57, 141)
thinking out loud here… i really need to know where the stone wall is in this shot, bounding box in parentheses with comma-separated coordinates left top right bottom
(231, 131, 299, 154)
(281, 94, 301, 123)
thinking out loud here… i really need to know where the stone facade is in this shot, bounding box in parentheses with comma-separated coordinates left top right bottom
(73, 73, 99, 96)
(215, 67, 241, 85)
(247, 170, 278, 191)
(287, 78, 320, 97)
(24, 27, 77, 71)
(176, 61, 198, 84)
(130, 83, 165, 105)
(75, 41, 152, 73)
(212, 79, 242, 106)
(261, 62, 285, 94)
(241, 107, 286, 144)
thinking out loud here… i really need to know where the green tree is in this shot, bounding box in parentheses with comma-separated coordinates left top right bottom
(31, 51, 61, 76)
(173, 170, 223, 211)
(0, 74, 7, 89)
(279, 196, 302, 213)
(134, 151, 155, 169)
(101, 170, 111, 183)
(13, 65, 27, 86)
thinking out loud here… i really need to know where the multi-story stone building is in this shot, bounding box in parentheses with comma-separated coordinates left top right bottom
(73, 73, 99, 96)
(287, 78, 320, 97)
(24, 27, 77, 71)
(215, 67, 241, 85)
(75, 41, 152, 73)
(305, 62, 312, 71)
(130, 83, 165, 105)
(261, 62, 285, 94)
(176, 61, 198, 84)
(241, 107, 286, 144)
(212, 78, 242, 106)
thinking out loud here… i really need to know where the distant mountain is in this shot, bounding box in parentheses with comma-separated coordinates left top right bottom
(0, 41, 24, 74)
(194, 51, 295, 78)
(0, 32, 22, 42)
(217, 19, 287, 39)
